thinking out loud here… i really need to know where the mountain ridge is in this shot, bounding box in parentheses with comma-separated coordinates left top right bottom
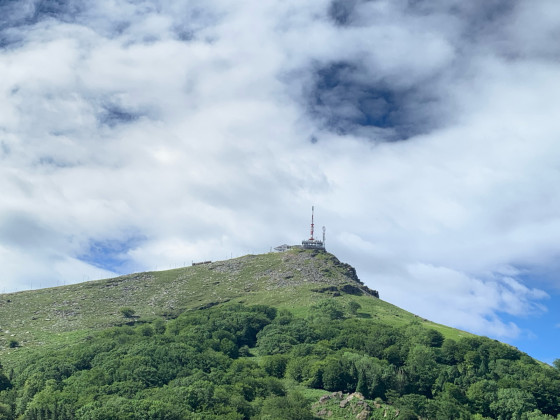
(0, 249, 466, 361)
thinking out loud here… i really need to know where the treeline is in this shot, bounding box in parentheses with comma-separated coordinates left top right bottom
(0, 300, 558, 419)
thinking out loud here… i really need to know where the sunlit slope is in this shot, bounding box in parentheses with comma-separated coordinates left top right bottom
(0, 249, 469, 355)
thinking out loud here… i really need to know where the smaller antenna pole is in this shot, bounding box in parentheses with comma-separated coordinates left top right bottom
(310, 206, 315, 240)
(322, 226, 326, 245)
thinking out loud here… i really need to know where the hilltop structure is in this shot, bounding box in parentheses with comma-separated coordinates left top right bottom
(273, 207, 326, 252)
(273, 244, 293, 252)
(301, 206, 325, 250)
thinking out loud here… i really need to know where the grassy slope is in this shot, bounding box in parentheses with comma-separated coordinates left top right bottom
(0, 249, 469, 365)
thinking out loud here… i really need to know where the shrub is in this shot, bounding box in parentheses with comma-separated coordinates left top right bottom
(120, 307, 136, 318)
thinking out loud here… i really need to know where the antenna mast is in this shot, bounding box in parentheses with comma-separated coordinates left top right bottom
(309, 206, 315, 240)
(302, 206, 325, 250)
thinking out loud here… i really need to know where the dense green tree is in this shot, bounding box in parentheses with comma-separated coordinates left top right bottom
(256, 329, 297, 355)
(346, 300, 361, 316)
(77, 396, 183, 420)
(344, 353, 391, 399)
(395, 393, 429, 417)
(0, 372, 10, 393)
(260, 392, 315, 420)
(0, 403, 10, 420)
(426, 393, 472, 420)
(524, 409, 558, 419)
(311, 299, 345, 321)
(401, 321, 443, 348)
(521, 369, 560, 415)
(467, 379, 499, 417)
(0, 303, 559, 420)
(405, 345, 439, 396)
(363, 325, 400, 359)
(219, 338, 239, 358)
(440, 338, 460, 365)
(383, 344, 405, 366)
(261, 355, 288, 379)
(285, 356, 317, 383)
(490, 388, 537, 420)
(426, 329, 445, 348)
(321, 357, 354, 392)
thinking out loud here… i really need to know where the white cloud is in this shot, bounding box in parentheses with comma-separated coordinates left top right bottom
(0, 0, 559, 345)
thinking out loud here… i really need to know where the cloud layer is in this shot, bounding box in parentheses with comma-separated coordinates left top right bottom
(1, 0, 560, 355)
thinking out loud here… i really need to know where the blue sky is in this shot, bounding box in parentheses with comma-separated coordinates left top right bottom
(0, 0, 559, 364)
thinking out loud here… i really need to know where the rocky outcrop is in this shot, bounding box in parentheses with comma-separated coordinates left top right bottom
(323, 253, 380, 298)
(340, 284, 363, 296)
(315, 392, 373, 419)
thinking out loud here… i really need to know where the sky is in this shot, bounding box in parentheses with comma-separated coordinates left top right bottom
(0, 0, 559, 363)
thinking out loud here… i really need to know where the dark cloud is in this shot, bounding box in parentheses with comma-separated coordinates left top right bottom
(36, 156, 77, 169)
(328, 0, 360, 26)
(308, 61, 440, 141)
(0, 0, 81, 48)
(0, 0, 82, 29)
(0, 0, 218, 50)
(302, 0, 523, 142)
(169, 6, 221, 41)
(405, 0, 514, 17)
(327, 0, 515, 28)
(0, 0, 31, 30)
(30, 0, 83, 22)
(0, 29, 21, 49)
(98, 105, 143, 128)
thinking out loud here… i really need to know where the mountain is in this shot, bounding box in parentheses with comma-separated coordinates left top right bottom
(0, 249, 558, 420)
(0, 249, 464, 358)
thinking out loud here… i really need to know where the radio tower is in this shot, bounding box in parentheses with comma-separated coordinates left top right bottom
(302, 206, 325, 250)
(310, 206, 315, 240)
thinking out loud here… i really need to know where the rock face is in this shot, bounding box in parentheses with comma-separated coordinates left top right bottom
(245, 250, 380, 298)
(339, 392, 365, 407)
(315, 392, 374, 419)
(340, 284, 364, 296)
(326, 253, 379, 298)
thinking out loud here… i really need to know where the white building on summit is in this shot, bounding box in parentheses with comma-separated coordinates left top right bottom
(273, 244, 292, 252)
(301, 206, 325, 250)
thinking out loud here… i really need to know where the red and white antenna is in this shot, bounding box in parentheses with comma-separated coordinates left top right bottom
(309, 206, 315, 240)
(302, 206, 326, 250)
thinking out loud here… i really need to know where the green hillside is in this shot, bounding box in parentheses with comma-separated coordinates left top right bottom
(0, 249, 465, 360)
(0, 249, 558, 420)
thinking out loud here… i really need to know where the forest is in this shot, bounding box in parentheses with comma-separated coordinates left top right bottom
(0, 300, 558, 420)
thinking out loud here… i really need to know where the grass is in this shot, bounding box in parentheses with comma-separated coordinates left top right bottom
(0, 249, 470, 365)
